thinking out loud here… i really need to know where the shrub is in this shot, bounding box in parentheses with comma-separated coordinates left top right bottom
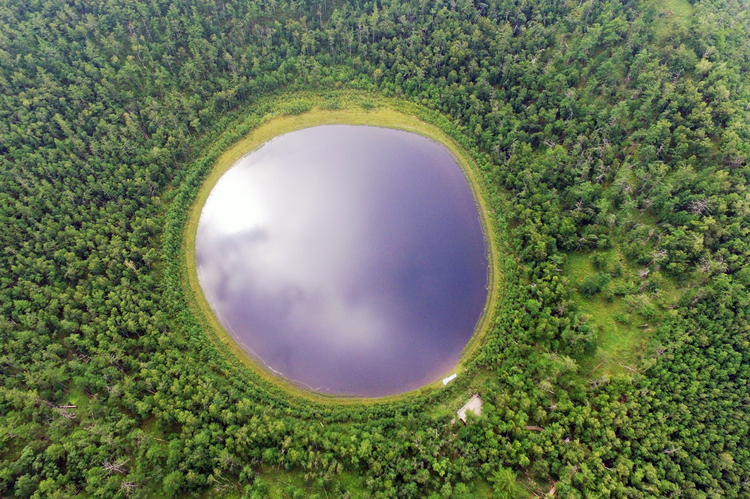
(320, 98, 341, 110)
(578, 272, 612, 297)
(278, 99, 312, 115)
(591, 253, 609, 270)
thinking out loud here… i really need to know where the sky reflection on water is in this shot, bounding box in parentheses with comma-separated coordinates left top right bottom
(196, 125, 488, 396)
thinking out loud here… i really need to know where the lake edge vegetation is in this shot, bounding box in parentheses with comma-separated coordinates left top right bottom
(1, 0, 748, 497)
(178, 97, 506, 404)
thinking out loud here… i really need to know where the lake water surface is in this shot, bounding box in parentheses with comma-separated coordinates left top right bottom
(196, 125, 488, 396)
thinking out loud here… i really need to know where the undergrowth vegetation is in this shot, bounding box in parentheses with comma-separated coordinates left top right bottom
(1, 0, 748, 497)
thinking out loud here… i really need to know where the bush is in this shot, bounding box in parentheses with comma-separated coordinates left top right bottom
(578, 272, 612, 297)
(591, 253, 609, 270)
(278, 99, 312, 115)
(640, 303, 658, 320)
(612, 261, 623, 277)
(613, 312, 630, 324)
(320, 98, 341, 110)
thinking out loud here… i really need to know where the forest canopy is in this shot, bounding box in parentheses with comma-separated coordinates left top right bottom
(1, 0, 749, 497)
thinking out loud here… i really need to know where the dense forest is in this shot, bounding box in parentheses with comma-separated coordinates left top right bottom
(1, 0, 749, 497)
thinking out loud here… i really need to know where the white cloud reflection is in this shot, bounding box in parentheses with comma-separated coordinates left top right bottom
(200, 170, 269, 237)
(197, 138, 390, 355)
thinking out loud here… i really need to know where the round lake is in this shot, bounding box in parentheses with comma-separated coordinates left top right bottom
(195, 125, 488, 396)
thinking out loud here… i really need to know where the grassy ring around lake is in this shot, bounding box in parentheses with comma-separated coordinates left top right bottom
(181, 98, 503, 404)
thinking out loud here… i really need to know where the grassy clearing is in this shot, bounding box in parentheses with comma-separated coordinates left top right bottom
(263, 469, 368, 499)
(649, 0, 694, 40)
(196, 469, 492, 499)
(565, 250, 650, 378)
(658, 0, 694, 21)
(565, 245, 687, 378)
(470, 479, 494, 498)
(197, 468, 369, 499)
(181, 94, 502, 406)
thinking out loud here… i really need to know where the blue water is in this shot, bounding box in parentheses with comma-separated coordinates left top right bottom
(196, 125, 488, 396)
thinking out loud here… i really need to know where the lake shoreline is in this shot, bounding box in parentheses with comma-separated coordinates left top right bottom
(180, 94, 503, 404)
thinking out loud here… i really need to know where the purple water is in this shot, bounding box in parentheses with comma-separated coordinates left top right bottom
(196, 125, 488, 396)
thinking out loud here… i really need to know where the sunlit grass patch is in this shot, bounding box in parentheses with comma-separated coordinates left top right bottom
(659, 0, 694, 22)
(648, 0, 694, 40)
(564, 246, 687, 378)
(196, 468, 369, 499)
